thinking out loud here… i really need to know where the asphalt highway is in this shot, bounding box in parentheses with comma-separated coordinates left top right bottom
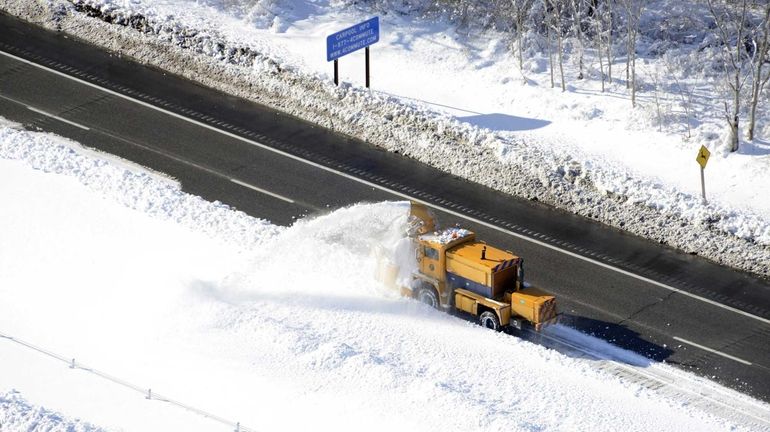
(2, 12, 770, 403)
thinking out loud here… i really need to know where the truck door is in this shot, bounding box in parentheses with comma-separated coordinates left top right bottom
(420, 244, 442, 280)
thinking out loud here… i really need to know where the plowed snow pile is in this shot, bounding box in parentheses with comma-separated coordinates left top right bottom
(0, 119, 765, 431)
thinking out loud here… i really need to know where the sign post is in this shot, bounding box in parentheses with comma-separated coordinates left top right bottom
(326, 17, 380, 88)
(695, 145, 711, 205)
(365, 46, 370, 88)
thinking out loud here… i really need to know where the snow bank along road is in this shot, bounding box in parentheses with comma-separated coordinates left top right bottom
(1, 12, 769, 404)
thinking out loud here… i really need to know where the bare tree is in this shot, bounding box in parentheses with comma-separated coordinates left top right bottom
(588, 0, 613, 91)
(645, 65, 666, 132)
(509, 0, 537, 73)
(570, 0, 587, 80)
(666, 58, 695, 139)
(544, 3, 556, 88)
(747, 2, 770, 141)
(592, 4, 607, 91)
(547, 0, 567, 91)
(707, 0, 751, 152)
(604, 0, 614, 84)
(619, 0, 643, 107)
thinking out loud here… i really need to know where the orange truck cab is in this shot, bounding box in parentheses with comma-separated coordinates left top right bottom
(410, 226, 557, 331)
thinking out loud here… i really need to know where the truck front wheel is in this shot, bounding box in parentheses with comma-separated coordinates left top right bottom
(417, 287, 439, 309)
(479, 311, 501, 331)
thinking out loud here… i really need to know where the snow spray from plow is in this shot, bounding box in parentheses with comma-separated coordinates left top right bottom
(215, 201, 769, 430)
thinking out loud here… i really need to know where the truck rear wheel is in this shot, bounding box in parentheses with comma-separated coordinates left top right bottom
(417, 287, 439, 309)
(479, 311, 501, 331)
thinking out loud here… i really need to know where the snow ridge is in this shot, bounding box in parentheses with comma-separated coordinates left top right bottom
(0, 390, 108, 432)
(0, 121, 281, 250)
(2, 0, 769, 277)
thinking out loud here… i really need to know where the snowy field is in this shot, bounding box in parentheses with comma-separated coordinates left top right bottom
(2, 120, 769, 430)
(2, 0, 769, 277)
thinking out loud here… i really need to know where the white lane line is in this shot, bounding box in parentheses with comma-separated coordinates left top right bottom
(229, 178, 294, 204)
(673, 336, 753, 366)
(4, 49, 769, 327)
(4, 86, 301, 208)
(26, 106, 90, 130)
(537, 329, 770, 426)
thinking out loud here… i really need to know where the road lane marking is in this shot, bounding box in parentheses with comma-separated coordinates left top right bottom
(3, 87, 309, 210)
(673, 336, 753, 365)
(3, 49, 769, 327)
(230, 178, 295, 204)
(536, 329, 770, 426)
(26, 106, 90, 130)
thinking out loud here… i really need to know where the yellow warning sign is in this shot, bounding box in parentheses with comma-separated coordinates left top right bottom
(696, 145, 711, 169)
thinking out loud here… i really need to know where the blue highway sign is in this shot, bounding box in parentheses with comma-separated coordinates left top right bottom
(326, 17, 379, 62)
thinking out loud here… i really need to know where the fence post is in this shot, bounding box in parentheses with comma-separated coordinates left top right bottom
(70, 358, 75, 369)
(146, 388, 152, 400)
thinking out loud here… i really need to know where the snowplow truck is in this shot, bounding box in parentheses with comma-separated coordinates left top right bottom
(380, 203, 558, 331)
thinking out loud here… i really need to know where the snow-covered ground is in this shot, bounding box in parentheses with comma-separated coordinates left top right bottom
(0, 391, 106, 432)
(3, 0, 768, 277)
(2, 119, 769, 430)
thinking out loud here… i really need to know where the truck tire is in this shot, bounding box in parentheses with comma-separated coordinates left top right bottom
(479, 311, 501, 331)
(417, 287, 439, 309)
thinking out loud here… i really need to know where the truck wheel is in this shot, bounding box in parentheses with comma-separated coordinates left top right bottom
(479, 311, 501, 331)
(417, 287, 439, 309)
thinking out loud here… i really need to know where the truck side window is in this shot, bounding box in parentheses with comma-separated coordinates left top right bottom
(424, 246, 439, 260)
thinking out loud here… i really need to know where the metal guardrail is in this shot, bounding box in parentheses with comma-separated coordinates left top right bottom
(0, 331, 257, 432)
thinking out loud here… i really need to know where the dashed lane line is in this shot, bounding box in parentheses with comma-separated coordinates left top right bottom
(2, 89, 306, 210)
(673, 336, 753, 366)
(26, 106, 90, 130)
(230, 178, 295, 204)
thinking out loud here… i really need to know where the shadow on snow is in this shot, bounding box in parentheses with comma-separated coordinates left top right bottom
(458, 113, 551, 132)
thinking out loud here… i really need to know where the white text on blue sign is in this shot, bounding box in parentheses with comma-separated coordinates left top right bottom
(326, 17, 380, 62)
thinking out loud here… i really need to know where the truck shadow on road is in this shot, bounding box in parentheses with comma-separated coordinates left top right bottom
(516, 314, 675, 367)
